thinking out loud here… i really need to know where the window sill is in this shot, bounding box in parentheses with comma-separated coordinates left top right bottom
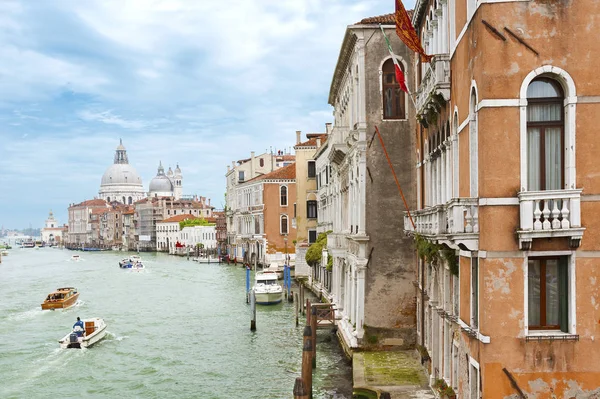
(525, 331, 579, 342)
(382, 118, 408, 122)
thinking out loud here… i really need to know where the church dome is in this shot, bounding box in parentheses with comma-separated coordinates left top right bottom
(98, 140, 145, 204)
(101, 163, 143, 186)
(148, 161, 174, 195)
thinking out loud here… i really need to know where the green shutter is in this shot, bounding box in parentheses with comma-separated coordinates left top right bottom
(558, 256, 569, 333)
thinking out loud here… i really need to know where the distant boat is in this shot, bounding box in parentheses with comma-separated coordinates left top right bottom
(41, 287, 79, 310)
(1, 250, 8, 256)
(21, 241, 35, 249)
(58, 317, 107, 349)
(193, 255, 218, 263)
(71, 255, 80, 261)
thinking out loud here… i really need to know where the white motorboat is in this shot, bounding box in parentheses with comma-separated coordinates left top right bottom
(1, 250, 8, 256)
(193, 256, 218, 263)
(131, 261, 145, 271)
(253, 271, 283, 305)
(71, 255, 80, 261)
(119, 255, 142, 268)
(130, 255, 142, 263)
(59, 317, 107, 349)
(265, 262, 284, 280)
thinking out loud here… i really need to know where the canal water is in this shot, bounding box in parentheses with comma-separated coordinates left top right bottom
(0, 248, 352, 399)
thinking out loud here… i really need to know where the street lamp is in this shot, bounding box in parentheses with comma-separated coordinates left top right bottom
(284, 235, 288, 266)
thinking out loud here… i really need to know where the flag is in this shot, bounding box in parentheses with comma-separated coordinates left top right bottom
(380, 25, 409, 93)
(395, 0, 432, 63)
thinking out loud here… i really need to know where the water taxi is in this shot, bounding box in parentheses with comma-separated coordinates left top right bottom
(59, 317, 107, 349)
(253, 271, 283, 305)
(71, 255, 80, 261)
(41, 287, 80, 310)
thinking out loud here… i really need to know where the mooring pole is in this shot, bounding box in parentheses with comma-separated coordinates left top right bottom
(295, 292, 299, 326)
(246, 265, 251, 304)
(302, 327, 313, 399)
(250, 289, 256, 331)
(310, 305, 317, 369)
(293, 377, 308, 399)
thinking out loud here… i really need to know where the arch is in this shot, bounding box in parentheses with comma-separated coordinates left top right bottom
(280, 185, 288, 206)
(381, 56, 407, 120)
(280, 214, 289, 235)
(519, 66, 577, 191)
(107, 197, 110, 203)
(128, 196, 132, 205)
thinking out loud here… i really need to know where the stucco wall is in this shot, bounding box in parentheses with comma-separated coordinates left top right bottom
(362, 26, 417, 345)
(264, 181, 297, 254)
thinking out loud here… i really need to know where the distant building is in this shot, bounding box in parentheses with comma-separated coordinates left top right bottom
(41, 210, 67, 245)
(148, 162, 183, 200)
(67, 199, 109, 246)
(98, 140, 145, 204)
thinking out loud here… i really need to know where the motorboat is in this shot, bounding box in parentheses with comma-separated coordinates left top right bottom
(193, 256, 218, 263)
(253, 271, 283, 305)
(131, 261, 145, 271)
(119, 255, 142, 268)
(59, 317, 107, 349)
(71, 255, 80, 261)
(41, 287, 80, 310)
(265, 262, 284, 280)
(1, 250, 8, 256)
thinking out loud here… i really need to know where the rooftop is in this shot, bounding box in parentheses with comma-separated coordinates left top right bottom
(247, 162, 296, 183)
(159, 214, 198, 223)
(356, 13, 395, 25)
(295, 134, 328, 149)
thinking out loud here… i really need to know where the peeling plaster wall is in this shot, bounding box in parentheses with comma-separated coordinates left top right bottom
(447, 0, 600, 397)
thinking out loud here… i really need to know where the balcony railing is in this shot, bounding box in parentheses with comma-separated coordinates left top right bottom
(415, 54, 450, 116)
(404, 198, 479, 251)
(327, 233, 348, 251)
(517, 189, 584, 249)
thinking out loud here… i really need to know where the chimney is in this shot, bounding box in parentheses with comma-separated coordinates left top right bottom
(316, 138, 321, 148)
(208, 198, 211, 206)
(325, 123, 332, 135)
(227, 165, 230, 172)
(231, 161, 235, 169)
(296, 130, 301, 144)
(251, 151, 255, 178)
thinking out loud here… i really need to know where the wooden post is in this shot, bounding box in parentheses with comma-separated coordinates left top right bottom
(310, 305, 317, 369)
(302, 327, 313, 399)
(250, 289, 256, 331)
(295, 292, 299, 326)
(293, 377, 308, 399)
(300, 284, 304, 314)
(306, 300, 311, 325)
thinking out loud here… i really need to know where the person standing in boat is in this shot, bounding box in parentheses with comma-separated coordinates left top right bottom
(73, 317, 84, 336)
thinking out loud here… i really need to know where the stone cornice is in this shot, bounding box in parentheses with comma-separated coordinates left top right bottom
(328, 28, 358, 106)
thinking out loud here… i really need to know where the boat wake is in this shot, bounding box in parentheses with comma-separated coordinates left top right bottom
(104, 331, 128, 342)
(6, 307, 46, 321)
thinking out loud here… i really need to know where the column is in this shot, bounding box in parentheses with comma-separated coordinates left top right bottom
(355, 261, 367, 339)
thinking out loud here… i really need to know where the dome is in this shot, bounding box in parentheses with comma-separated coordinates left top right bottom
(101, 163, 143, 186)
(149, 174, 174, 193)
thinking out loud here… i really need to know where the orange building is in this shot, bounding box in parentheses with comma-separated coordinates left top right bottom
(407, 0, 600, 397)
(234, 163, 297, 265)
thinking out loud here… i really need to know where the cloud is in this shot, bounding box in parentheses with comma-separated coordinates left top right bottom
(0, 0, 411, 228)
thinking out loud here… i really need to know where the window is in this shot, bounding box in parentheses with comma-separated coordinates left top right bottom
(469, 361, 480, 399)
(528, 257, 569, 331)
(294, 203, 297, 218)
(527, 78, 564, 191)
(308, 230, 317, 244)
(259, 158, 264, 167)
(281, 215, 288, 234)
(239, 171, 245, 182)
(471, 257, 479, 329)
(308, 161, 316, 178)
(280, 186, 288, 206)
(382, 58, 406, 119)
(307, 200, 317, 219)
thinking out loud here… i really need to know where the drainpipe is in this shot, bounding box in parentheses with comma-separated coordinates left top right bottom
(421, 258, 425, 349)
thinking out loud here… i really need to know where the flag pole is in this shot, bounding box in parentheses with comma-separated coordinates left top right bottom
(379, 24, 418, 110)
(374, 125, 415, 230)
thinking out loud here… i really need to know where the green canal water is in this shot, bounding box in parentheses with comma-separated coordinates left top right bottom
(0, 248, 351, 398)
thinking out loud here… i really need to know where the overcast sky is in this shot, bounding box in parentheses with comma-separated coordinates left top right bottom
(0, 0, 415, 230)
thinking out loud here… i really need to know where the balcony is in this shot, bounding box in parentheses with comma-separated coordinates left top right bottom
(415, 54, 450, 117)
(404, 198, 479, 251)
(327, 233, 348, 251)
(517, 189, 584, 250)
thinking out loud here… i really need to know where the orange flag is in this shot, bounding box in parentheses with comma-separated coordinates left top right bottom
(395, 0, 432, 63)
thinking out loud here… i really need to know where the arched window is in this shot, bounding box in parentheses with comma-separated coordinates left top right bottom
(281, 215, 288, 235)
(527, 78, 564, 191)
(280, 185, 288, 206)
(469, 87, 478, 197)
(107, 197, 110, 202)
(128, 196, 132, 204)
(382, 58, 406, 119)
(259, 158, 264, 167)
(122, 196, 126, 204)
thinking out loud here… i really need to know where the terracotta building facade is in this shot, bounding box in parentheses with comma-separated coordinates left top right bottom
(406, 0, 600, 397)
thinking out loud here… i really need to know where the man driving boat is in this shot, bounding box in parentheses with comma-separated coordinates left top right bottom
(73, 317, 84, 337)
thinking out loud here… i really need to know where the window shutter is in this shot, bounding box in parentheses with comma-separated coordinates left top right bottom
(559, 256, 569, 333)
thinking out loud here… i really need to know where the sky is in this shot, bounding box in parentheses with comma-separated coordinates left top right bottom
(0, 0, 415, 230)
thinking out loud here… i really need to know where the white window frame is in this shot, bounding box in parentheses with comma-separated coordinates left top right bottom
(469, 82, 478, 197)
(519, 66, 577, 192)
(280, 214, 289, 235)
(523, 251, 577, 337)
(280, 185, 288, 207)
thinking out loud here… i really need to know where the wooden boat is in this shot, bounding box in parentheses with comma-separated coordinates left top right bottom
(59, 317, 107, 349)
(41, 287, 79, 310)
